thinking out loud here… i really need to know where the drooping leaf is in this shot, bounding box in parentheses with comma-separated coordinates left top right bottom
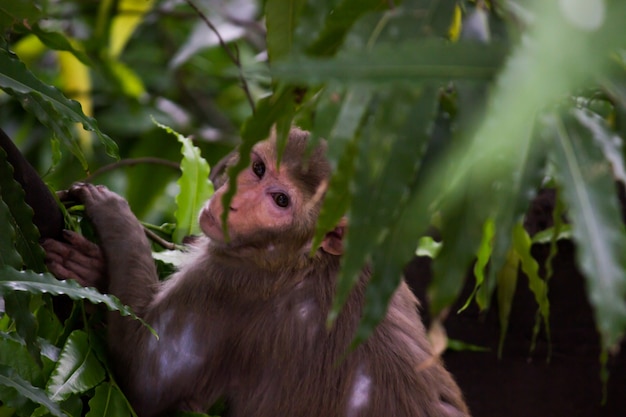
(496, 249, 519, 358)
(458, 218, 495, 313)
(0, 267, 146, 326)
(86, 382, 131, 417)
(0, 49, 118, 166)
(154, 122, 213, 243)
(311, 86, 372, 252)
(46, 330, 105, 401)
(342, 86, 438, 340)
(0, 365, 64, 417)
(273, 40, 508, 84)
(512, 222, 551, 356)
(548, 111, 626, 350)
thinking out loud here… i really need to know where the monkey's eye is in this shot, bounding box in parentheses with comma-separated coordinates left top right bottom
(252, 160, 265, 178)
(272, 193, 290, 208)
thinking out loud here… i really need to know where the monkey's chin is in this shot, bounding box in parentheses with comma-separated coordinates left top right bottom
(199, 208, 225, 242)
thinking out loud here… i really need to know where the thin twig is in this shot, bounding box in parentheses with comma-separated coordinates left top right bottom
(84, 157, 181, 182)
(184, 0, 256, 113)
(144, 227, 178, 250)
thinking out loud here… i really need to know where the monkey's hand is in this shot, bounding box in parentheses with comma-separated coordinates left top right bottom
(42, 230, 106, 291)
(65, 183, 158, 307)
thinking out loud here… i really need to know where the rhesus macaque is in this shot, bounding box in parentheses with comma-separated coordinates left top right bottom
(43, 128, 469, 417)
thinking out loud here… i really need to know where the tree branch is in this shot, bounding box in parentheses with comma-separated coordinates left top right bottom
(84, 157, 180, 182)
(184, 0, 256, 113)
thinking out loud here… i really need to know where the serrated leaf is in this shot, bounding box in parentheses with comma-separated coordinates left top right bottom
(0, 267, 145, 326)
(0, 146, 45, 272)
(154, 122, 212, 243)
(512, 222, 551, 356)
(86, 382, 131, 417)
(0, 49, 118, 165)
(0, 365, 64, 417)
(46, 330, 105, 401)
(548, 111, 626, 350)
(273, 40, 508, 84)
(265, 0, 306, 62)
(458, 218, 494, 313)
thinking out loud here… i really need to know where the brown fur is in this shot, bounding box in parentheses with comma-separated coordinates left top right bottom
(45, 128, 469, 417)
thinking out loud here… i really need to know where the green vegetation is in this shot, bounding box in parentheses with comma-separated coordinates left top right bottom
(1, 0, 625, 415)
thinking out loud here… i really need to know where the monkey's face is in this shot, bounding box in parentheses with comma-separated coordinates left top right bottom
(199, 144, 302, 247)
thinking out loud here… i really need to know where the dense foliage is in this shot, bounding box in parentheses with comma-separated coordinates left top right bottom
(1, 0, 626, 415)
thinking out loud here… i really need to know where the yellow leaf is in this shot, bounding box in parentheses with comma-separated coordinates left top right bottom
(109, 0, 156, 58)
(58, 50, 93, 153)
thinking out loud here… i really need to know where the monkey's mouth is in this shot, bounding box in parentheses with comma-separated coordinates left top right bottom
(199, 207, 223, 240)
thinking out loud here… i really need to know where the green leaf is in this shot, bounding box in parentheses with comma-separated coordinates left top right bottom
(311, 86, 372, 252)
(272, 40, 508, 84)
(0, 146, 45, 272)
(343, 86, 438, 341)
(574, 108, 626, 186)
(496, 249, 519, 358)
(29, 25, 91, 66)
(0, 49, 118, 166)
(0, 267, 144, 325)
(86, 382, 131, 417)
(3, 292, 40, 366)
(531, 223, 571, 245)
(305, 0, 388, 56)
(265, 0, 306, 62)
(548, 111, 626, 350)
(46, 330, 105, 401)
(0, 332, 42, 384)
(0, 365, 64, 417)
(154, 122, 213, 243)
(512, 223, 551, 355)
(458, 218, 494, 313)
(0, 197, 22, 269)
(415, 236, 442, 259)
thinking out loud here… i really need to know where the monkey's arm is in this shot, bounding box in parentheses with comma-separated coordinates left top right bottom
(67, 183, 188, 415)
(67, 183, 159, 310)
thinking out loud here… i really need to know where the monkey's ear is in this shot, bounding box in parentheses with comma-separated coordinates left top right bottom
(320, 217, 347, 256)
